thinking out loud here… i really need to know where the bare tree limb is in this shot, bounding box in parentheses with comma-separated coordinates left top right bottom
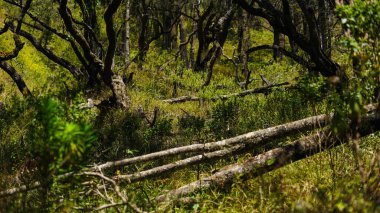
(156, 112, 380, 202)
(246, 44, 312, 69)
(113, 145, 243, 183)
(82, 171, 146, 213)
(162, 82, 290, 104)
(93, 112, 329, 171)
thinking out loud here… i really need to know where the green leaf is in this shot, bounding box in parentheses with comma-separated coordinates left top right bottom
(266, 158, 276, 166)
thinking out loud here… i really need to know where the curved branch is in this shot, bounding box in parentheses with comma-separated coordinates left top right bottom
(246, 44, 313, 70)
(0, 33, 24, 61)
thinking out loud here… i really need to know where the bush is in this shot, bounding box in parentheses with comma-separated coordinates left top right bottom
(143, 117, 173, 151)
(95, 109, 143, 161)
(209, 99, 239, 139)
(31, 97, 97, 174)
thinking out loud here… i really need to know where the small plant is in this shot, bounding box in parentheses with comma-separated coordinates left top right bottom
(143, 117, 172, 151)
(179, 113, 205, 134)
(95, 109, 143, 160)
(209, 99, 239, 139)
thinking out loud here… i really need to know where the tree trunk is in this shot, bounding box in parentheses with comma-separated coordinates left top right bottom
(179, 17, 189, 68)
(273, 28, 281, 61)
(0, 61, 31, 97)
(111, 75, 130, 110)
(94, 111, 329, 170)
(318, 0, 332, 57)
(124, 0, 131, 66)
(241, 9, 250, 82)
(137, 0, 149, 66)
(203, 45, 221, 87)
(189, 1, 198, 68)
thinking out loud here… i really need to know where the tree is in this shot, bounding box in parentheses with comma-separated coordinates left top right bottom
(235, 0, 347, 80)
(0, 0, 32, 97)
(3, 0, 130, 108)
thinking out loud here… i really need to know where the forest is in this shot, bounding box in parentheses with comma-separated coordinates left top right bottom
(0, 0, 379, 212)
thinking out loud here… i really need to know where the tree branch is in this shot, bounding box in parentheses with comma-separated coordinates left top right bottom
(162, 82, 290, 104)
(246, 44, 312, 69)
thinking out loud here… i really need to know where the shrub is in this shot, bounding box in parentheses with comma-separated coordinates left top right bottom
(209, 99, 239, 139)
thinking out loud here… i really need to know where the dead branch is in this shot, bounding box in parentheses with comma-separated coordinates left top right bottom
(155, 131, 331, 202)
(212, 82, 289, 101)
(162, 82, 290, 104)
(81, 171, 146, 213)
(0, 181, 40, 197)
(162, 95, 202, 104)
(155, 113, 380, 202)
(94, 113, 329, 171)
(113, 145, 243, 183)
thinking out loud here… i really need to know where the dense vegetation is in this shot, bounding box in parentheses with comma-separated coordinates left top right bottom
(0, 0, 379, 212)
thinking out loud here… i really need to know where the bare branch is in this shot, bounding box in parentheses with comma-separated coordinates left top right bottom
(162, 82, 290, 104)
(246, 44, 312, 69)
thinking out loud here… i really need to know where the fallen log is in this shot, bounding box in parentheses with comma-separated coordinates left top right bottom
(0, 181, 40, 198)
(155, 113, 380, 202)
(213, 82, 289, 101)
(113, 145, 243, 183)
(155, 132, 331, 202)
(162, 82, 289, 104)
(94, 113, 329, 171)
(88, 104, 377, 171)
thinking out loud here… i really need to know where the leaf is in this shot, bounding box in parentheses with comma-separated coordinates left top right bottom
(335, 201, 346, 212)
(266, 158, 276, 166)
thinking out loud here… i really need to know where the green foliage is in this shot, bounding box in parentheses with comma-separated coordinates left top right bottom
(209, 99, 239, 139)
(179, 114, 205, 134)
(31, 97, 97, 174)
(95, 109, 143, 160)
(337, 1, 379, 55)
(2, 0, 380, 211)
(298, 74, 327, 102)
(331, 0, 380, 135)
(144, 117, 173, 151)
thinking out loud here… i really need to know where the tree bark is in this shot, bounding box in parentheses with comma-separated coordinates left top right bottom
(137, 0, 149, 66)
(273, 28, 281, 61)
(189, 1, 198, 68)
(318, 0, 332, 57)
(241, 9, 250, 79)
